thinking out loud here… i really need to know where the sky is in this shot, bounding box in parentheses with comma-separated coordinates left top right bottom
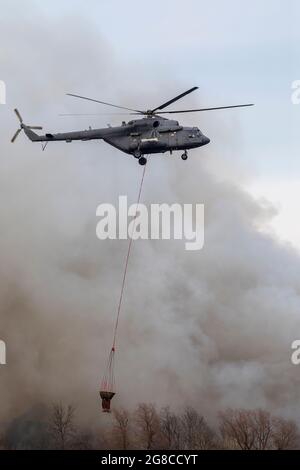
(0, 0, 300, 431)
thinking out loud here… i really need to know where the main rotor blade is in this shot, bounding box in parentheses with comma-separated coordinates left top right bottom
(156, 103, 254, 114)
(14, 108, 23, 123)
(11, 128, 21, 143)
(66, 93, 145, 114)
(151, 87, 199, 113)
(59, 113, 134, 116)
(28, 126, 43, 130)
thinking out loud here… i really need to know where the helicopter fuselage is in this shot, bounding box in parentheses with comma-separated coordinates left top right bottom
(22, 116, 210, 159)
(103, 117, 210, 157)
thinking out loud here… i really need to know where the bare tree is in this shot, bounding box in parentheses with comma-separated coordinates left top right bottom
(49, 403, 76, 449)
(219, 409, 256, 450)
(0, 433, 6, 450)
(272, 417, 299, 450)
(160, 407, 182, 449)
(252, 409, 274, 450)
(181, 407, 216, 450)
(219, 408, 300, 450)
(135, 403, 161, 450)
(112, 408, 131, 450)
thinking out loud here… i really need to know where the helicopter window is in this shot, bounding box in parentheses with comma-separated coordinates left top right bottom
(153, 120, 160, 128)
(189, 134, 196, 138)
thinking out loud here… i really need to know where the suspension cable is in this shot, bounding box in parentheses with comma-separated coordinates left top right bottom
(112, 163, 147, 350)
(100, 163, 147, 398)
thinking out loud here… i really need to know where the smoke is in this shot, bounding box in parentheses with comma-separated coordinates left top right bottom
(4, 405, 50, 449)
(0, 1, 300, 430)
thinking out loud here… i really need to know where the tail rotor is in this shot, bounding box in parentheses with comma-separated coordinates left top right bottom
(11, 128, 22, 143)
(11, 109, 43, 143)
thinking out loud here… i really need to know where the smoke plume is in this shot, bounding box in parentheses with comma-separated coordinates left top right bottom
(0, 1, 300, 430)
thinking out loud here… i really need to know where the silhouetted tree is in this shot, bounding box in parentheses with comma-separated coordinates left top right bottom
(219, 409, 257, 449)
(135, 403, 161, 449)
(49, 403, 76, 449)
(181, 407, 216, 449)
(112, 408, 131, 450)
(160, 406, 182, 449)
(272, 417, 299, 450)
(219, 408, 300, 450)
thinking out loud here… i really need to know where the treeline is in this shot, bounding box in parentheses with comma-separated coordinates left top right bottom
(0, 403, 299, 450)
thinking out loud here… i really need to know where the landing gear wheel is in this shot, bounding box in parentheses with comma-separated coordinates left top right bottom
(134, 150, 142, 159)
(181, 152, 188, 161)
(138, 157, 147, 166)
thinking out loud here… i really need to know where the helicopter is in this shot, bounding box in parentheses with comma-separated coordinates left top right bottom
(11, 87, 253, 165)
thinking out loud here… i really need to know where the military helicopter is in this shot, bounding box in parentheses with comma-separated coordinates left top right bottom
(11, 87, 253, 165)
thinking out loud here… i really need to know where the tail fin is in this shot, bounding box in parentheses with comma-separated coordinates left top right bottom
(23, 125, 41, 141)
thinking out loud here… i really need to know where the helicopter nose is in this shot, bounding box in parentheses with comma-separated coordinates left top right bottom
(202, 135, 210, 145)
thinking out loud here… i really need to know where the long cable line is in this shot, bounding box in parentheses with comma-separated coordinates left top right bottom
(112, 164, 147, 350)
(100, 163, 147, 412)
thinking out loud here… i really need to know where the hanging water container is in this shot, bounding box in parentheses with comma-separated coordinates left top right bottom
(99, 390, 115, 412)
(100, 347, 115, 413)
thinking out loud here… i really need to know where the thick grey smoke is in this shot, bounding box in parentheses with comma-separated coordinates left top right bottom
(0, 1, 300, 430)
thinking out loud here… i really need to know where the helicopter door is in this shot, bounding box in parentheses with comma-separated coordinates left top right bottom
(129, 132, 141, 152)
(168, 131, 178, 150)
